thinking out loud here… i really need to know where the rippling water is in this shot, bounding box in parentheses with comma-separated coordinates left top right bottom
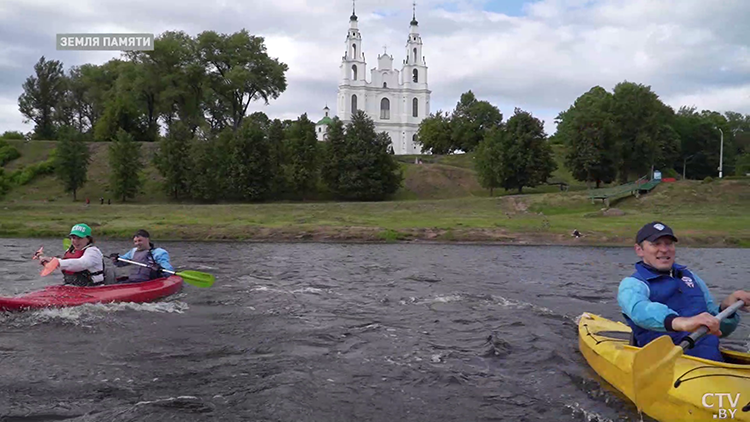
(1, 238, 748, 421)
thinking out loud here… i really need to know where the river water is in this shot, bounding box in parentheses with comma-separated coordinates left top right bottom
(0, 238, 748, 421)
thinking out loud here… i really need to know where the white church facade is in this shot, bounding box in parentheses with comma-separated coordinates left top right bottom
(315, 4, 431, 155)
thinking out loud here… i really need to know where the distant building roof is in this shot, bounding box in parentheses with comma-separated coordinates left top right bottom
(316, 116, 333, 126)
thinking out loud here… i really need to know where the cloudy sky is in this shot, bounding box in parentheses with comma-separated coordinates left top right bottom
(1, 0, 749, 136)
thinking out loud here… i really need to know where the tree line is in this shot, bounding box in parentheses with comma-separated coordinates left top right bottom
(9, 27, 750, 200)
(9, 30, 403, 202)
(17, 30, 288, 142)
(24, 110, 402, 202)
(418, 84, 750, 193)
(417, 91, 557, 194)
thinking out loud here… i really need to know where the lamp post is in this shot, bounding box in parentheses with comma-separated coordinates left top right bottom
(718, 127, 724, 178)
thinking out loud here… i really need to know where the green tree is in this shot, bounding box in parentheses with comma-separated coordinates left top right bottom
(416, 110, 454, 154)
(126, 31, 209, 137)
(18, 56, 66, 140)
(284, 114, 319, 199)
(498, 108, 557, 193)
(735, 153, 750, 176)
(72, 64, 105, 135)
(724, 111, 750, 156)
(120, 55, 161, 142)
(0, 139, 21, 166)
(320, 118, 346, 194)
(225, 119, 274, 201)
(267, 118, 287, 196)
(108, 129, 144, 202)
(0, 168, 9, 198)
(473, 127, 505, 196)
(148, 31, 207, 132)
(196, 30, 288, 131)
(186, 130, 227, 202)
(556, 86, 618, 188)
(672, 107, 733, 180)
(321, 111, 403, 200)
(1, 131, 25, 140)
(87, 60, 130, 135)
(93, 61, 151, 142)
(53, 126, 90, 200)
(153, 121, 193, 200)
(450, 90, 503, 152)
(611, 81, 680, 182)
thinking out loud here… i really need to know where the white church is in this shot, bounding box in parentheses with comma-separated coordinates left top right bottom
(315, 3, 431, 155)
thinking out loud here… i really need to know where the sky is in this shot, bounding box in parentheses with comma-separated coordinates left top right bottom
(1, 0, 749, 137)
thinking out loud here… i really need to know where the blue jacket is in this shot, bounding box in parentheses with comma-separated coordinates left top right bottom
(617, 261, 741, 362)
(118, 247, 174, 272)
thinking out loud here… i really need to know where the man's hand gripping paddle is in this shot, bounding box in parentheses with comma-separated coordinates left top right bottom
(631, 300, 745, 412)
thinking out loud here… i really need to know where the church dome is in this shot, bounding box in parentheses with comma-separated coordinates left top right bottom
(316, 116, 334, 126)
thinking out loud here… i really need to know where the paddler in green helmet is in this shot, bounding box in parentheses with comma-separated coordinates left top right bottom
(39, 223, 105, 286)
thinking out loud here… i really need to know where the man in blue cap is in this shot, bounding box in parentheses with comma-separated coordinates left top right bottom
(617, 221, 750, 362)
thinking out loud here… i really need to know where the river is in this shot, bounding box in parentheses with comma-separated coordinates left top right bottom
(1, 238, 748, 421)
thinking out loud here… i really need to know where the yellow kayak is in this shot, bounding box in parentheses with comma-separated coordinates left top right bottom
(578, 312, 750, 421)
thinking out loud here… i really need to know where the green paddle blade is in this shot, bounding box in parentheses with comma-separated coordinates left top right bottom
(176, 270, 215, 288)
(63, 238, 71, 250)
(632, 335, 682, 411)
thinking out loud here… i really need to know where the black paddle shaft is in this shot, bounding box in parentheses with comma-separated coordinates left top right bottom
(679, 300, 745, 350)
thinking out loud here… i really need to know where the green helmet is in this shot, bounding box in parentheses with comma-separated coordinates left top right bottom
(69, 223, 92, 238)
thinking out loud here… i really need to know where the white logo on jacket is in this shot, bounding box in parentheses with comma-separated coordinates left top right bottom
(682, 276, 695, 288)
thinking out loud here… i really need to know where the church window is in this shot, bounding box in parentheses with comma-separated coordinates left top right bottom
(351, 64, 357, 80)
(383, 82, 387, 88)
(412, 69, 418, 83)
(380, 98, 390, 119)
(412, 98, 418, 117)
(413, 48, 417, 62)
(352, 43, 357, 58)
(351, 94, 357, 112)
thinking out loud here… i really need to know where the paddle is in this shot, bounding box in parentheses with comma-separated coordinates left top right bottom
(40, 257, 60, 276)
(631, 299, 745, 412)
(113, 256, 215, 288)
(36, 238, 83, 277)
(31, 245, 59, 276)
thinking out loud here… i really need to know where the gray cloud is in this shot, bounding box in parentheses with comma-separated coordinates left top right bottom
(1, 0, 749, 136)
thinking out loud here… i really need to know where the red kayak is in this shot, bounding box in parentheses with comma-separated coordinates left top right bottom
(0, 275, 184, 312)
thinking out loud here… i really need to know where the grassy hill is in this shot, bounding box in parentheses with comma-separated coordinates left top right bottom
(4, 139, 748, 246)
(2, 140, 590, 203)
(3, 140, 165, 202)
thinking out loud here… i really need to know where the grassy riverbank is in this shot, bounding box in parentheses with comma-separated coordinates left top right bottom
(2, 179, 749, 247)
